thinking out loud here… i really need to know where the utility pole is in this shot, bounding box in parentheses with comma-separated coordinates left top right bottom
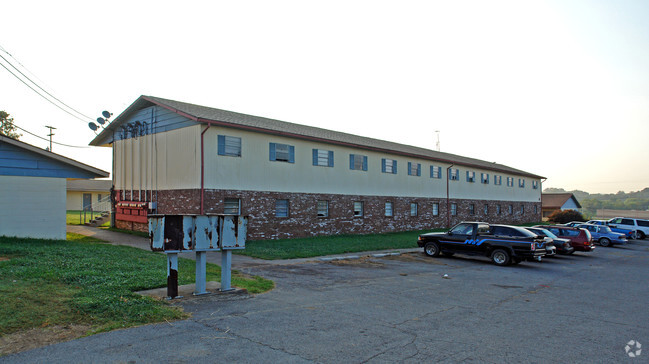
(45, 125, 56, 151)
(435, 130, 440, 152)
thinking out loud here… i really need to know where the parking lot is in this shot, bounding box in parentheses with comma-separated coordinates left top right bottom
(5, 239, 649, 363)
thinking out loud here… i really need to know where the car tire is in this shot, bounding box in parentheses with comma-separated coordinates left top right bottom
(490, 249, 511, 266)
(424, 242, 440, 257)
(638, 231, 646, 240)
(631, 231, 640, 240)
(599, 238, 611, 247)
(567, 250, 575, 255)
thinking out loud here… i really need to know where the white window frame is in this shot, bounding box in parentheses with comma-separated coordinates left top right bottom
(432, 203, 439, 216)
(317, 200, 329, 218)
(275, 199, 289, 218)
(451, 203, 458, 216)
(224, 198, 241, 215)
(385, 202, 393, 217)
(353, 201, 364, 217)
(481, 173, 489, 184)
(410, 203, 418, 217)
(466, 171, 476, 183)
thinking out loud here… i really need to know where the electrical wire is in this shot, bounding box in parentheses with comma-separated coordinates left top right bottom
(12, 124, 90, 148)
(0, 47, 93, 123)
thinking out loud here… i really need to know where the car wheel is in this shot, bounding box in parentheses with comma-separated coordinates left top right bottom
(424, 242, 440, 257)
(638, 231, 646, 240)
(567, 250, 575, 255)
(631, 231, 640, 240)
(599, 238, 611, 247)
(491, 249, 511, 266)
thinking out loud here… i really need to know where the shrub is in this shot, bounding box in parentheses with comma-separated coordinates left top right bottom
(548, 209, 585, 224)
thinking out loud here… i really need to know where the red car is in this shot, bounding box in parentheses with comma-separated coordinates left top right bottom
(544, 225, 595, 253)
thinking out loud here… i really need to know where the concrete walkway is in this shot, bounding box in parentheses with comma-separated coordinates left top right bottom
(66, 225, 421, 269)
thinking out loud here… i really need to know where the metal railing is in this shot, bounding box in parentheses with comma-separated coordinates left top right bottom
(80, 195, 112, 224)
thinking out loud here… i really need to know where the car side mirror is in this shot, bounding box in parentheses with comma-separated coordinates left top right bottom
(447, 231, 453, 236)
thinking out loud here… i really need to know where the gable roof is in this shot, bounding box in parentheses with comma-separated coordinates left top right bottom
(90, 95, 544, 179)
(541, 193, 581, 209)
(0, 135, 109, 179)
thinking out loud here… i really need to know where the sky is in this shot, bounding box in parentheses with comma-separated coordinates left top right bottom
(1, 0, 648, 194)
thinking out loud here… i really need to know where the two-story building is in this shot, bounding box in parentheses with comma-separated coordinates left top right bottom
(90, 96, 544, 239)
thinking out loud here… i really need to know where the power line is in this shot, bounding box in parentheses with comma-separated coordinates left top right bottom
(0, 47, 93, 123)
(13, 124, 90, 148)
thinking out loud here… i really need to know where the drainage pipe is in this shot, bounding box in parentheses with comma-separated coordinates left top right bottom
(446, 163, 454, 228)
(200, 123, 214, 215)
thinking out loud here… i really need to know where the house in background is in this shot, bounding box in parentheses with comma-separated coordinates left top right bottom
(90, 95, 544, 239)
(0, 135, 109, 239)
(541, 192, 582, 220)
(66, 179, 112, 211)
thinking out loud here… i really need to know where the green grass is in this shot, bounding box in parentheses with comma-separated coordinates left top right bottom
(236, 229, 444, 260)
(0, 234, 274, 337)
(66, 210, 110, 227)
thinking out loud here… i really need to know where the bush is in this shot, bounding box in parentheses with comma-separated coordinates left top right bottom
(548, 209, 585, 224)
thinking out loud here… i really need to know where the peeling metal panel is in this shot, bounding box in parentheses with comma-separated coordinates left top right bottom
(220, 215, 247, 249)
(182, 215, 194, 250)
(148, 215, 165, 251)
(194, 215, 220, 251)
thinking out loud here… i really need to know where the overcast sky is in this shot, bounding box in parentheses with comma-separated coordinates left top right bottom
(2, 0, 648, 194)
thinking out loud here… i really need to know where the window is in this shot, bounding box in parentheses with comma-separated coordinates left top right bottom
(450, 223, 474, 235)
(317, 200, 329, 217)
(532, 180, 539, 189)
(410, 203, 418, 216)
(484, 204, 488, 215)
(481, 173, 489, 184)
(432, 203, 439, 216)
(496, 204, 501, 215)
(507, 177, 514, 187)
(97, 194, 102, 202)
(494, 175, 502, 185)
(313, 149, 334, 167)
(519, 178, 525, 188)
(534, 205, 538, 214)
(408, 162, 421, 176)
(449, 168, 459, 180)
(276, 199, 289, 218)
(466, 171, 476, 183)
(430, 165, 442, 179)
(385, 202, 394, 217)
(270, 143, 295, 163)
(508, 204, 513, 214)
(224, 198, 240, 215)
(353, 201, 364, 217)
(469, 203, 475, 215)
(382, 159, 397, 174)
(520, 205, 525, 214)
(218, 135, 242, 157)
(451, 203, 457, 216)
(350, 154, 368, 171)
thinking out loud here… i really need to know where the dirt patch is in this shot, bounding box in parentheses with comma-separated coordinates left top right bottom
(329, 257, 384, 268)
(0, 324, 92, 356)
(0, 256, 9, 262)
(385, 252, 449, 265)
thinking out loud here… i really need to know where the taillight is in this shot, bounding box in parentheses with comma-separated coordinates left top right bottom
(531, 243, 535, 251)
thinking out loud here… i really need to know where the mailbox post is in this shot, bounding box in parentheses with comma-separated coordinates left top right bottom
(148, 214, 247, 299)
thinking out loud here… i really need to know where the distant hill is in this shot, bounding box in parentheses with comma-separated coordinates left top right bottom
(543, 187, 649, 218)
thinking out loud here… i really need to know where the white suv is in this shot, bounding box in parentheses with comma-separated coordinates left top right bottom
(607, 217, 649, 239)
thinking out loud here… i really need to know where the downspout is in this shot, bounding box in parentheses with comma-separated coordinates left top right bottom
(446, 163, 454, 228)
(200, 123, 213, 215)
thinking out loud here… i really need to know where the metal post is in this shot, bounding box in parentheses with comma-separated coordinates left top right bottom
(167, 253, 181, 299)
(195, 251, 208, 295)
(220, 250, 232, 291)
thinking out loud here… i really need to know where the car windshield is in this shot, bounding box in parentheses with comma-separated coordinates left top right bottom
(538, 228, 558, 239)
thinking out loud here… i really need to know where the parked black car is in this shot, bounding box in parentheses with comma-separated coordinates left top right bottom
(417, 222, 546, 266)
(526, 226, 574, 255)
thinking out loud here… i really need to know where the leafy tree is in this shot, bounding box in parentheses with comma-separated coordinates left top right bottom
(0, 111, 21, 140)
(548, 209, 585, 224)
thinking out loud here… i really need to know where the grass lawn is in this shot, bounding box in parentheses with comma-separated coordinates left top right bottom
(66, 210, 109, 227)
(236, 229, 445, 260)
(0, 233, 274, 339)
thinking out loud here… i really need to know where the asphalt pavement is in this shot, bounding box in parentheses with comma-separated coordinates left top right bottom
(3, 228, 648, 363)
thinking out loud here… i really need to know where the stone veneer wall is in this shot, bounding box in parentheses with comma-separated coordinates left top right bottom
(119, 189, 541, 240)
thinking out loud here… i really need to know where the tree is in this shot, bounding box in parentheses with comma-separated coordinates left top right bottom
(0, 111, 21, 140)
(547, 209, 585, 224)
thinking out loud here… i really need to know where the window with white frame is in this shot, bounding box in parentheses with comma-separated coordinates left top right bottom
(224, 198, 240, 215)
(317, 200, 329, 217)
(507, 177, 514, 187)
(410, 203, 418, 216)
(481, 173, 489, 184)
(534, 205, 538, 214)
(532, 180, 539, 189)
(519, 178, 525, 188)
(353, 201, 364, 217)
(430, 165, 442, 179)
(451, 203, 457, 216)
(408, 162, 421, 176)
(520, 205, 525, 214)
(385, 202, 394, 217)
(496, 204, 501, 215)
(382, 159, 397, 174)
(449, 168, 459, 180)
(275, 199, 289, 218)
(432, 203, 439, 216)
(466, 171, 476, 183)
(270, 142, 294, 163)
(218, 135, 242, 157)
(469, 203, 475, 215)
(350, 154, 368, 171)
(494, 175, 502, 185)
(313, 149, 334, 167)
(508, 204, 513, 214)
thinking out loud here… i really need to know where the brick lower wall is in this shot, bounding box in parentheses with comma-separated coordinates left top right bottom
(126, 189, 541, 240)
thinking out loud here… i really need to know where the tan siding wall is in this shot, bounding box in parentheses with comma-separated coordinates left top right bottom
(66, 191, 110, 210)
